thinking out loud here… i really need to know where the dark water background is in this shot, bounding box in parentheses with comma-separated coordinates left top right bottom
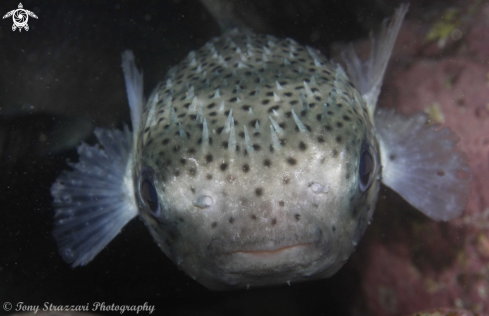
(0, 0, 421, 315)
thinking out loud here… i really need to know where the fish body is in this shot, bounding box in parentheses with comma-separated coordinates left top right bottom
(51, 5, 470, 290)
(133, 30, 380, 289)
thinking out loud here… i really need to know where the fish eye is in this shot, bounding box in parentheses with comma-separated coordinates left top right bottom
(138, 167, 161, 217)
(359, 142, 377, 192)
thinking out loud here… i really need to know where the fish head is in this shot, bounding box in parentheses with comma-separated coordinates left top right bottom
(134, 98, 381, 290)
(133, 33, 382, 290)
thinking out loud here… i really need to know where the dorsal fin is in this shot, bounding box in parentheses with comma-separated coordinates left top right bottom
(342, 4, 408, 113)
(121, 51, 144, 133)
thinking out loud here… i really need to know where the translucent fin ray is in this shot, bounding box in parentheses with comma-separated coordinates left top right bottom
(342, 4, 408, 112)
(121, 51, 144, 133)
(51, 127, 138, 267)
(376, 109, 471, 221)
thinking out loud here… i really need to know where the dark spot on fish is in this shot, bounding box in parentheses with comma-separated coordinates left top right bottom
(289, 100, 298, 105)
(206, 174, 213, 180)
(205, 154, 213, 163)
(251, 214, 257, 220)
(268, 105, 280, 113)
(190, 187, 195, 193)
(299, 141, 307, 151)
(264, 159, 271, 167)
(187, 147, 196, 154)
(336, 122, 343, 128)
(229, 97, 238, 102)
(271, 218, 277, 225)
(188, 168, 197, 176)
(242, 164, 250, 173)
(279, 201, 285, 207)
(162, 139, 170, 145)
(437, 170, 445, 176)
(332, 225, 336, 232)
(318, 136, 325, 143)
(253, 144, 261, 151)
(389, 154, 396, 161)
(249, 119, 260, 127)
(287, 157, 297, 165)
(295, 214, 301, 221)
(262, 99, 270, 105)
(220, 163, 228, 171)
(343, 115, 351, 121)
(335, 136, 342, 143)
(180, 158, 186, 165)
(285, 92, 293, 97)
(255, 188, 263, 196)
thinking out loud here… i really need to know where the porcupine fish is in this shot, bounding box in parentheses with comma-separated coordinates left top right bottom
(50, 4, 470, 290)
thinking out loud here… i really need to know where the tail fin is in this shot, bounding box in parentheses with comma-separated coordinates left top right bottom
(342, 4, 408, 113)
(51, 127, 138, 267)
(375, 109, 471, 221)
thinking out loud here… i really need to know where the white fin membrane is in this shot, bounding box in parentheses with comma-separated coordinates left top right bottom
(121, 50, 144, 133)
(342, 4, 408, 113)
(375, 109, 471, 221)
(51, 127, 138, 267)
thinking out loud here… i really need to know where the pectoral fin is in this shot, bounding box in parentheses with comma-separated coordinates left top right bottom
(375, 109, 471, 221)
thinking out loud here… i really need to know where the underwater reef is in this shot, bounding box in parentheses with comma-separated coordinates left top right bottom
(331, 0, 489, 314)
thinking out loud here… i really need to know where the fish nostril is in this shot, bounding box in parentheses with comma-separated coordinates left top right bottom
(309, 182, 329, 194)
(192, 195, 213, 209)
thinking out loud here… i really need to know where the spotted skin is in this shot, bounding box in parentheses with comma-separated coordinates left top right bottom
(134, 30, 381, 290)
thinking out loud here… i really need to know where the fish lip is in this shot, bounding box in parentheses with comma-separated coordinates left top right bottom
(222, 242, 315, 256)
(208, 227, 323, 258)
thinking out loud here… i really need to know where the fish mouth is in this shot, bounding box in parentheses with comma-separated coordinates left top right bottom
(208, 228, 325, 278)
(226, 242, 314, 259)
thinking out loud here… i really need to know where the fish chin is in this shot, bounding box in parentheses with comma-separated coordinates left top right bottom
(162, 220, 352, 290)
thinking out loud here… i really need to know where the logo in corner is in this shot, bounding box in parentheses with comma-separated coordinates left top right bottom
(3, 3, 38, 32)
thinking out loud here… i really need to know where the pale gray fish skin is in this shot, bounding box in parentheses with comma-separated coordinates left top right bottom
(134, 29, 380, 290)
